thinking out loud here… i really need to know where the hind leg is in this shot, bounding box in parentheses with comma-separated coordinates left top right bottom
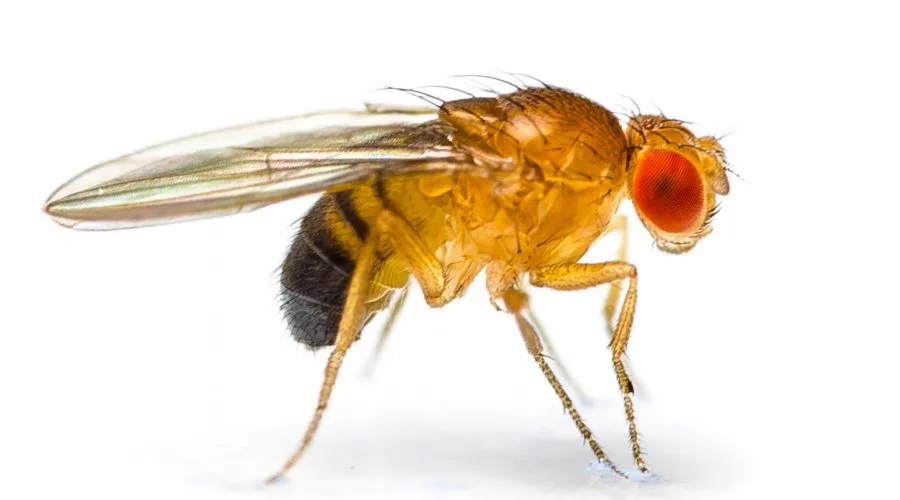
(267, 228, 382, 482)
(268, 207, 451, 481)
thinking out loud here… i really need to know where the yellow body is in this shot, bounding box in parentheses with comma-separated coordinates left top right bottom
(42, 82, 732, 481)
(335, 87, 632, 310)
(269, 87, 730, 479)
(236, 86, 732, 480)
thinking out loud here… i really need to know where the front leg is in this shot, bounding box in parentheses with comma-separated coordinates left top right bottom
(602, 215, 628, 337)
(529, 261, 646, 473)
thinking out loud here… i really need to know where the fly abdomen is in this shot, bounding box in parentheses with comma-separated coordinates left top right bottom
(279, 191, 396, 348)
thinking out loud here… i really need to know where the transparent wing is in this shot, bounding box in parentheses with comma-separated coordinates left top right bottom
(43, 107, 475, 230)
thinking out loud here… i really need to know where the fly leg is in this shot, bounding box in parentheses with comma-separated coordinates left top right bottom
(376, 209, 447, 305)
(599, 216, 645, 395)
(267, 223, 383, 483)
(529, 261, 647, 473)
(602, 215, 627, 336)
(268, 207, 448, 482)
(523, 212, 627, 406)
(501, 289, 627, 478)
(362, 197, 453, 375)
(362, 286, 409, 375)
(523, 305, 593, 404)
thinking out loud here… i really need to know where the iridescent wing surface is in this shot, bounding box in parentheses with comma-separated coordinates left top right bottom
(44, 107, 474, 230)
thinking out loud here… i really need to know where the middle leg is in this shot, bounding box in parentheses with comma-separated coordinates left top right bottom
(529, 261, 647, 472)
(522, 302, 593, 404)
(501, 289, 627, 477)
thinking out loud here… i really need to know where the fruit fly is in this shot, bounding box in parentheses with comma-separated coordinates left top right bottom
(43, 77, 731, 481)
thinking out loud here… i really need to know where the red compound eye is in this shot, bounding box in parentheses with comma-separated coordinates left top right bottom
(632, 150, 705, 233)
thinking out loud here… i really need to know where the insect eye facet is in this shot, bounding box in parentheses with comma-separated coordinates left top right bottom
(633, 149, 705, 234)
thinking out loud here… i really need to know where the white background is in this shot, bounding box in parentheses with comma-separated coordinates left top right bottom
(2, 1, 899, 499)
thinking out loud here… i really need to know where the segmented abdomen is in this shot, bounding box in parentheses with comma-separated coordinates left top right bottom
(279, 192, 391, 348)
